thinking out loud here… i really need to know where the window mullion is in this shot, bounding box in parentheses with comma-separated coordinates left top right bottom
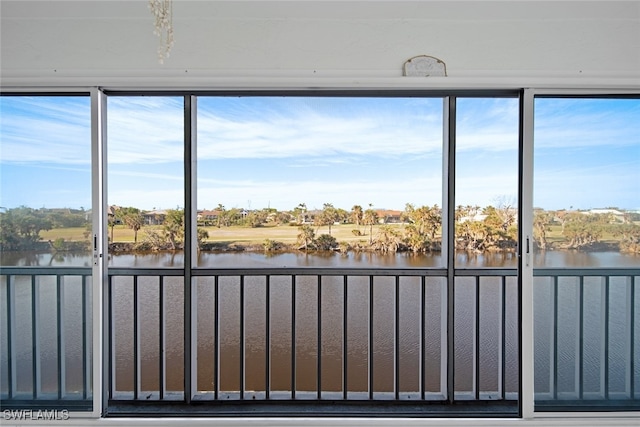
(184, 95, 198, 403)
(520, 88, 535, 419)
(91, 87, 108, 417)
(443, 96, 457, 403)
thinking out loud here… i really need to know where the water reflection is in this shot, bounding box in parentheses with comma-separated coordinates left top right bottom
(2, 249, 638, 268)
(0, 251, 93, 267)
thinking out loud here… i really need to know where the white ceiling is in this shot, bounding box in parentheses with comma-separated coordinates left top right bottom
(1, 1, 639, 88)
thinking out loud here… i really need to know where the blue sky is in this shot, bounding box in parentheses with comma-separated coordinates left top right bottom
(1, 95, 638, 212)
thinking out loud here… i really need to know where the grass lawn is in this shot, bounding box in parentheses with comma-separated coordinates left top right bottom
(39, 222, 632, 247)
(42, 226, 138, 243)
(40, 224, 385, 245)
(41, 227, 91, 242)
(203, 224, 377, 245)
(544, 224, 622, 245)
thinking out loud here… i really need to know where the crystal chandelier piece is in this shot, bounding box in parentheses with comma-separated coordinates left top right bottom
(149, 0, 174, 64)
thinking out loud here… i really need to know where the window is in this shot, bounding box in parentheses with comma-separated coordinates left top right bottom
(0, 95, 93, 410)
(3, 90, 637, 417)
(533, 96, 640, 410)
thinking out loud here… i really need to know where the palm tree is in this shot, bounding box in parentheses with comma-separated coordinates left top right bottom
(216, 204, 225, 228)
(317, 203, 339, 236)
(372, 225, 402, 253)
(121, 207, 144, 243)
(107, 215, 116, 242)
(404, 224, 428, 252)
(163, 209, 184, 250)
(297, 225, 315, 251)
(363, 208, 378, 245)
(350, 205, 363, 232)
(293, 203, 307, 225)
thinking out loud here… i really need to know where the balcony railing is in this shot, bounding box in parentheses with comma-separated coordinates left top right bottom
(0, 267, 93, 411)
(105, 267, 519, 416)
(1, 266, 638, 416)
(533, 268, 639, 411)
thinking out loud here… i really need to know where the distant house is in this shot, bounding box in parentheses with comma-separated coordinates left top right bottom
(198, 210, 220, 225)
(458, 213, 488, 223)
(586, 208, 627, 223)
(304, 209, 322, 224)
(107, 205, 123, 224)
(376, 209, 404, 224)
(143, 209, 167, 225)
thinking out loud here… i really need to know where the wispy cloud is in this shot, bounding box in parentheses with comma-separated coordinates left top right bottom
(107, 97, 184, 164)
(109, 168, 183, 182)
(534, 98, 640, 150)
(534, 160, 640, 210)
(196, 98, 444, 161)
(0, 97, 91, 164)
(456, 98, 520, 152)
(3, 96, 638, 212)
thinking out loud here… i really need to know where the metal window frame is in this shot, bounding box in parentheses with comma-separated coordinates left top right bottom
(525, 88, 640, 419)
(3, 87, 638, 420)
(100, 89, 523, 417)
(0, 89, 99, 416)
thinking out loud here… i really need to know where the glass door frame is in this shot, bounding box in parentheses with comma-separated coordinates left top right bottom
(525, 88, 640, 418)
(3, 86, 637, 420)
(444, 93, 527, 416)
(96, 89, 527, 417)
(0, 87, 100, 418)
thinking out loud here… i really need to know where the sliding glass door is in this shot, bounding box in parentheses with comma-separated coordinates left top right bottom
(533, 96, 640, 411)
(1, 94, 93, 411)
(453, 97, 520, 402)
(99, 92, 522, 416)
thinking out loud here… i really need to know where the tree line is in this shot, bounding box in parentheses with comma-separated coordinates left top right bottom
(533, 209, 640, 254)
(1, 204, 638, 254)
(0, 206, 89, 251)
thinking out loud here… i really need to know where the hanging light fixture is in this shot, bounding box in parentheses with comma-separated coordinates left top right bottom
(149, 0, 174, 64)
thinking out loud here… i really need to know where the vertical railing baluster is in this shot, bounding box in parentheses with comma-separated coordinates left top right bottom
(240, 275, 245, 400)
(420, 276, 426, 400)
(553, 276, 559, 400)
(31, 275, 40, 399)
(343, 275, 348, 400)
(317, 275, 322, 400)
(213, 275, 219, 401)
(159, 276, 166, 400)
(394, 276, 400, 400)
(369, 275, 374, 400)
(623, 274, 633, 399)
(133, 276, 139, 400)
(109, 275, 115, 400)
(578, 276, 584, 400)
(265, 275, 271, 400)
(291, 275, 296, 399)
(500, 276, 506, 400)
(474, 276, 480, 401)
(7, 275, 16, 399)
(604, 276, 610, 399)
(597, 277, 606, 398)
(57, 275, 65, 399)
(630, 275, 636, 399)
(83, 274, 91, 400)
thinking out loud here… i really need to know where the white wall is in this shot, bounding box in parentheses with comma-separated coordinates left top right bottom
(1, 0, 639, 89)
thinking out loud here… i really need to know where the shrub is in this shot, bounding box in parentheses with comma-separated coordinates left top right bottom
(263, 239, 283, 252)
(315, 234, 338, 251)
